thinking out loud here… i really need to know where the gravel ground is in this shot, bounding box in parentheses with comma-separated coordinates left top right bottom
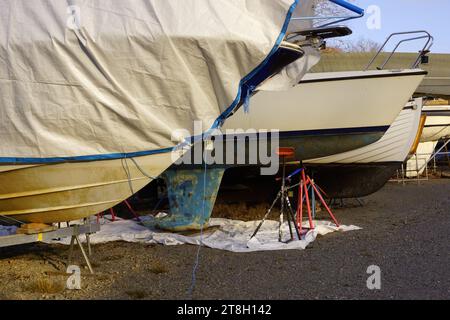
(0, 179, 449, 300)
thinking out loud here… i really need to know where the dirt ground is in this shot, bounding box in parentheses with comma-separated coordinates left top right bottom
(0, 179, 449, 300)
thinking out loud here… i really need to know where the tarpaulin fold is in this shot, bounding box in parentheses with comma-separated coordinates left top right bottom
(0, 0, 314, 163)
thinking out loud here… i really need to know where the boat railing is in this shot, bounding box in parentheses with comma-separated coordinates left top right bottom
(291, 0, 365, 28)
(365, 31, 434, 71)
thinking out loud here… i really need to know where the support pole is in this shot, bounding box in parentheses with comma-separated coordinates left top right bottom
(109, 208, 116, 222)
(297, 180, 303, 229)
(75, 235, 94, 275)
(311, 179, 316, 219)
(124, 200, 141, 221)
(309, 178, 340, 228)
(250, 192, 282, 240)
(68, 236, 75, 266)
(86, 233, 92, 256)
(302, 170, 314, 230)
(295, 167, 341, 232)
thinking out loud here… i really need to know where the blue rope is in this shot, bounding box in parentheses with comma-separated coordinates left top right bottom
(187, 160, 207, 298)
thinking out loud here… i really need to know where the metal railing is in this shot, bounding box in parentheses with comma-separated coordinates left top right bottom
(365, 31, 434, 71)
(392, 138, 450, 184)
(391, 159, 429, 185)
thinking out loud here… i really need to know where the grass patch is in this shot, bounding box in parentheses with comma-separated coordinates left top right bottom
(125, 290, 149, 299)
(149, 261, 168, 274)
(100, 254, 123, 262)
(27, 277, 65, 294)
(213, 203, 274, 221)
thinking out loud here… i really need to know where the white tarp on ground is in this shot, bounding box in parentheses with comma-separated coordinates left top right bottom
(46, 217, 361, 253)
(0, 0, 315, 162)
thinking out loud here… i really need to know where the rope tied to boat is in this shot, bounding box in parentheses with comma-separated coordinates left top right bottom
(121, 158, 134, 195)
(129, 157, 158, 181)
(187, 158, 208, 299)
(121, 156, 159, 196)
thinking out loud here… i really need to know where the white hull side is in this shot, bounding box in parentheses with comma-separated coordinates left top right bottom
(0, 152, 174, 223)
(405, 105, 450, 177)
(305, 100, 423, 164)
(420, 114, 450, 142)
(223, 70, 426, 133)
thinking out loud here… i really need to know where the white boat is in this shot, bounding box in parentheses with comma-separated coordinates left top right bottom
(222, 69, 427, 161)
(406, 102, 450, 177)
(303, 99, 424, 198)
(217, 32, 429, 199)
(209, 71, 425, 203)
(308, 99, 424, 164)
(420, 105, 450, 142)
(405, 141, 439, 177)
(0, 0, 308, 224)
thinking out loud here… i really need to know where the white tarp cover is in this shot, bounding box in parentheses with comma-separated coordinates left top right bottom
(0, 0, 312, 163)
(46, 217, 361, 253)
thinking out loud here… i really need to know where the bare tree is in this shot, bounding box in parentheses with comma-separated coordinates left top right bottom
(333, 37, 380, 53)
(313, 0, 381, 53)
(313, 0, 354, 18)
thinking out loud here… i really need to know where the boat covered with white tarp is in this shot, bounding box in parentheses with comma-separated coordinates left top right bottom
(0, 0, 311, 223)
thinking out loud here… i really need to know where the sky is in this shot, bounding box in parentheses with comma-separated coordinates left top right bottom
(336, 0, 449, 53)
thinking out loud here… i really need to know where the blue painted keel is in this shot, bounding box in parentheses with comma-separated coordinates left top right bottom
(149, 168, 225, 231)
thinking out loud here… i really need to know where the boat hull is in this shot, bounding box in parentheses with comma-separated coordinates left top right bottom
(302, 100, 423, 198)
(213, 162, 401, 203)
(220, 70, 427, 163)
(307, 101, 423, 164)
(406, 105, 450, 176)
(176, 127, 386, 169)
(305, 162, 402, 199)
(406, 141, 439, 177)
(215, 100, 423, 201)
(420, 110, 450, 142)
(0, 152, 174, 223)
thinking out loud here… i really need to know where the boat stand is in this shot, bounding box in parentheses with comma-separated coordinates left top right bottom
(98, 199, 141, 223)
(251, 148, 302, 243)
(251, 160, 341, 242)
(0, 222, 100, 274)
(297, 167, 340, 232)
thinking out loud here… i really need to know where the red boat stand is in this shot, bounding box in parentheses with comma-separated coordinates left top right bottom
(96, 200, 141, 223)
(296, 167, 340, 233)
